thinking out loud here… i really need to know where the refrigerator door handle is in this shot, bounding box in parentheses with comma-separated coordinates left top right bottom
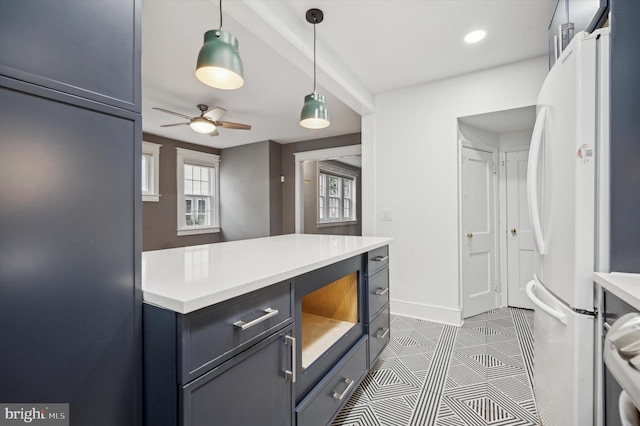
(527, 107, 547, 255)
(525, 278, 567, 325)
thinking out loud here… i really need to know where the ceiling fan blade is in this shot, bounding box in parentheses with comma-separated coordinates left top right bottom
(160, 123, 189, 127)
(209, 129, 220, 137)
(203, 107, 226, 121)
(216, 121, 252, 130)
(153, 107, 192, 120)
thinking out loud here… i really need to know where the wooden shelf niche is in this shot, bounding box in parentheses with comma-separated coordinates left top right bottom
(301, 272, 358, 369)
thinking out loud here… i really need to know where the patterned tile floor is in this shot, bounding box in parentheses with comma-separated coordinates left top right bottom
(332, 308, 537, 426)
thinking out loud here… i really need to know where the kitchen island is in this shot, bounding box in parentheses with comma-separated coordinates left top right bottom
(143, 234, 393, 426)
(594, 272, 640, 311)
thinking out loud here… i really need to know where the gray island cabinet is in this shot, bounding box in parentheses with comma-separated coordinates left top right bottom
(143, 234, 392, 426)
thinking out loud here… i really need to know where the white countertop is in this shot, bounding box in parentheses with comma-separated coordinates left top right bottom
(142, 234, 393, 314)
(594, 272, 640, 310)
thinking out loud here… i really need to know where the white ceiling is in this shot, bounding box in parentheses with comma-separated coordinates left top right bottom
(142, 0, 555, 149)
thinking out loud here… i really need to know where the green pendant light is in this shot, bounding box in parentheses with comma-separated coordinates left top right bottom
(196, 0, 244, 90)
(300, 9, 330, 129)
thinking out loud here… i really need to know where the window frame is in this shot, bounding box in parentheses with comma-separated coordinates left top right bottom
(317, 162, 358, 227)
(176, 147, 220, 236)
(142, 141, 161, 202)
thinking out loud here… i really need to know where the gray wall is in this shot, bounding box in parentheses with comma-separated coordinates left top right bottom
(143, 132, 359, 248)
(303, 160, 362, 236)
(269, 141, 283, 236)
(220, 140, 283, 241)
(281, 133, 361, 234)
(142, 133, 222, 251)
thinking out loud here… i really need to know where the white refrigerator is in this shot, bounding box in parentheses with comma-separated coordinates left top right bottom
(525, 28, 610, 426)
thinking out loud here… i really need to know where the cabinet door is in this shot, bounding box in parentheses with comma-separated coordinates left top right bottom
(0, 79, 141, 425)
(181, 325, 294, 426)
(610, 0, 640, 273)
(0, 0, 141, 112)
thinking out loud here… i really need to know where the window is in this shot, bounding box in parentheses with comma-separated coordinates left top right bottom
(318, 163, 357, 225)
(142, 141, 161, 202)
(176, 148, 220, 236)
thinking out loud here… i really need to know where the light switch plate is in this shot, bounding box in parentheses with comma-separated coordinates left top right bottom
(382, 209, 393, 221)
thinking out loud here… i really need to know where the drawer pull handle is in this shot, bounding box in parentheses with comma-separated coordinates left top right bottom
(284, 335, 296, 383)
(373, 255, 388, 262)
(375, 287, 389, 296)
(376, 327, 390, 339)
(332, 378, 355, 401)
(233, 308, 279, 330)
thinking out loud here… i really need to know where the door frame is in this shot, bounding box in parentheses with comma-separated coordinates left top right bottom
(293, 145, 362, 234)
(498, 144, 531, 308)
(457, 138, 500, 319)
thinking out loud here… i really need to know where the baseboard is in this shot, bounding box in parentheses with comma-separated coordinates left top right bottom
(390, 298, 463, 326)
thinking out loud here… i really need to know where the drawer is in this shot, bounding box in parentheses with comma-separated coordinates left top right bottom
(368, 268, 389, 320)
(368, 308, 390, 368)
(296, 337, 368, 426)
(178, 280, 292, 384)
(366, 245, 389, 277)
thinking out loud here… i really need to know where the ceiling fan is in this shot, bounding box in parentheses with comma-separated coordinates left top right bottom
(153, 104, 252, 136)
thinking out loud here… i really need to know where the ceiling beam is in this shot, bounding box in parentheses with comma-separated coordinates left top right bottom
(223, 0, 375, 116)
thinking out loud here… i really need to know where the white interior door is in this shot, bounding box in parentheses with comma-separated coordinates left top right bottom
(462, 147, 496, 318)
(506, 150, 535, 309)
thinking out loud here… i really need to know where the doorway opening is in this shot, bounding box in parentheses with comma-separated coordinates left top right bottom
(458, 106, 536, 319)
(293, 145, 362, 235)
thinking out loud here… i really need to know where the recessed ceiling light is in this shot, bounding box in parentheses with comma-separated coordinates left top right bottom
(464, 30, 486, 44)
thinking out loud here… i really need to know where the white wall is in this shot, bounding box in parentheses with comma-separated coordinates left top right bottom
(369, 56, 548, 325)
(458, 122, 499, 148)
(499, 130, 533, 148)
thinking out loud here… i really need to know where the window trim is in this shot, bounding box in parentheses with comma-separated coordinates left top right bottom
(142, 141, 161, 202)
(176, 148, 220, 236)
(317, 162, 358, 226)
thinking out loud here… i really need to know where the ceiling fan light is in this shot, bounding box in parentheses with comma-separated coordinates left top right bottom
(300, 92, 330, 129)
(196, 30, 244, 90)
(190, 117, 217, 134)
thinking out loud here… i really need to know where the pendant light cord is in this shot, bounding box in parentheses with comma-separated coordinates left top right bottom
(313, 17, 317, 92)
(219, 0, 223, 30)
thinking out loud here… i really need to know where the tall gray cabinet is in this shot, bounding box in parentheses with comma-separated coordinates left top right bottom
(609, 0, 640, 273)
(0, 1, 142, 424)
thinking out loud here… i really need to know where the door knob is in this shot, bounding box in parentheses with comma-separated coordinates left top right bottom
(511, 228, 517, 236)
(466, 232, 473, 238)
